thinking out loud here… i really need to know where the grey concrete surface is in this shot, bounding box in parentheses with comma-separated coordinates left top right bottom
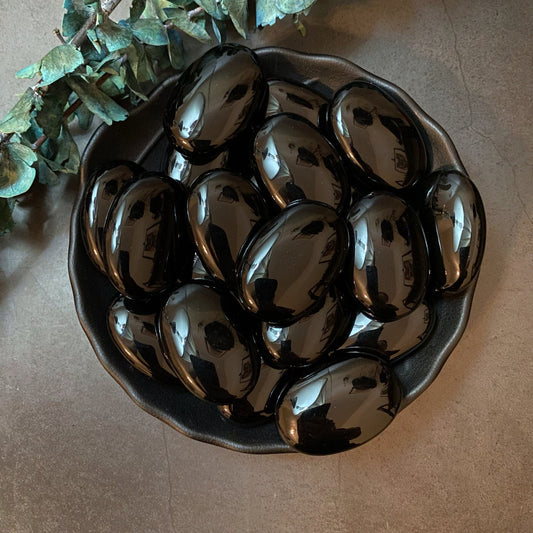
(1, 1, 532, 532)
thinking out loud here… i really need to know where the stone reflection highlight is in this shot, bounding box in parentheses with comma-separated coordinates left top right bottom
(276, 352, 401, 455)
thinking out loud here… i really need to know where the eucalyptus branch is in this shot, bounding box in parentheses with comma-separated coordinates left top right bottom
(71, 0, 124, 48)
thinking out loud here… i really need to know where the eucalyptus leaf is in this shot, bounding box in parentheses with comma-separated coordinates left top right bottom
(15, 62, 41, 80)
(0, 142, 37, 199)
(167, 27, 185, 69)
(0, 198, 15, 235)
(196, 0, 227, 20)
(35, 81, 71, 140)
(211, 16, 226, 43)
(40, 45, 85, 86)
(54, 125, 80, 173)
(121, 63, 148, 101)
(164, 8, 211, 42)
(37, 155, 60, 185)
(96, 18, 133, 52)
(86, 28, 103, 53)
(0, 89, 42, 135)
(256, 0, 285, 26)
(130, 0, 147, 22)
(74, 103, 95, 130)
(275, 0, 316, 15)
(62, 0, 92, 40)
(131, 18, 169, 46)
(222, 0, 247, 37)
(67, 77, 128, 125)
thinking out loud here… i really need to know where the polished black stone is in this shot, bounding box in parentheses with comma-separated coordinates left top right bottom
(276, 350, 402, 455)
(158, 282, 260, 404)
(262, 286, 348, 367)
(218, 360, 287, 425)
(330, 80, 427, 189)
(82, 161, 142, 274)
(423, 171, 485, 292)
(165, 146, 229, 188)
(253, 113, 350, 212)
(104, 173, 191, 300)
(237, 200, 350, 324)
(347, 192, 429, 321)
(340, 301, 433, 360)
(164, 44, 267, 162)
(108, 295, 177, 379)
(266, 80, 327, 127)
(187, 170, 269, 286)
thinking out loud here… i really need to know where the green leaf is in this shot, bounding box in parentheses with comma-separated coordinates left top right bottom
(256, 0, 285, 26)
(211, 17, 227, 43)
(164, 8, 211, 42)
(0, 142, 37, 198)
(196, 0, 227, 20)
(130, 0, 147, 22)
(62, 0, 93, 40)
(0, 89, 42, 134)
(222, 0, 247, 38)
(131, 18, 169, 46)
(16, 62, 41, 80)
(96, 18, 133, 52)
(67, 77, 128, 125)
(121, 63, 148, 102)
(74, 103, 94, 130)
(36, 155, 60, 185)
(35, 81, 71, 140)
(40, 45, 85, 86)
(86, 28, 103, 53)
(54, 125, 80, 174)
(0, 198, 15, 235)
(167, 27, 185, 70)
(275, 0, 316, 14)
(127, 40, 157, 83)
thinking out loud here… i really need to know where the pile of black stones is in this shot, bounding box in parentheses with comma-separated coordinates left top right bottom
(81, 44, 484, 455)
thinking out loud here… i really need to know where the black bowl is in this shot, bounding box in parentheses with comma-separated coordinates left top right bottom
(69, 47, 485, 454)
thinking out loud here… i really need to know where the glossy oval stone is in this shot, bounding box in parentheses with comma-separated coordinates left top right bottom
(347, 192, 429, 321)
(340, 301, 434, 360)
(218, 361, 287, 425)
(165, 147, 229, 188)
(276, 351, 402, 455)
(108, 296, 177, 379)
(104, 173, 191, 300)
(266, 80, 327, 127)
(237, 201, 350, 324)
(158, 283, 260, 404)
(164, 44, 267, 161)
(253, 114, 350, 212)
(330, 81, 427, 189)
(423, 171, 485, 292)
(82, 161, 142, 273)
(187, 170, 269, 286)
(262, 286, 348, 367)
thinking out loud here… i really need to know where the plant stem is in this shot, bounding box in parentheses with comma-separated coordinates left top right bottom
(71, 0, 125, 47)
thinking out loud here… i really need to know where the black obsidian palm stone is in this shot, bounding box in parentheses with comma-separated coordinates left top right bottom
(347, 192, 429, 321)
(276, 350, 402, 455)
(253, 113, 350, 212)
(237, 200, 351, 324)
(163, 44, 267, 162)
(329, 80, 427, 190)
(82, 161, 143, 274)
(158, 282, 260, 404)
(104, 173, 191, 300)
